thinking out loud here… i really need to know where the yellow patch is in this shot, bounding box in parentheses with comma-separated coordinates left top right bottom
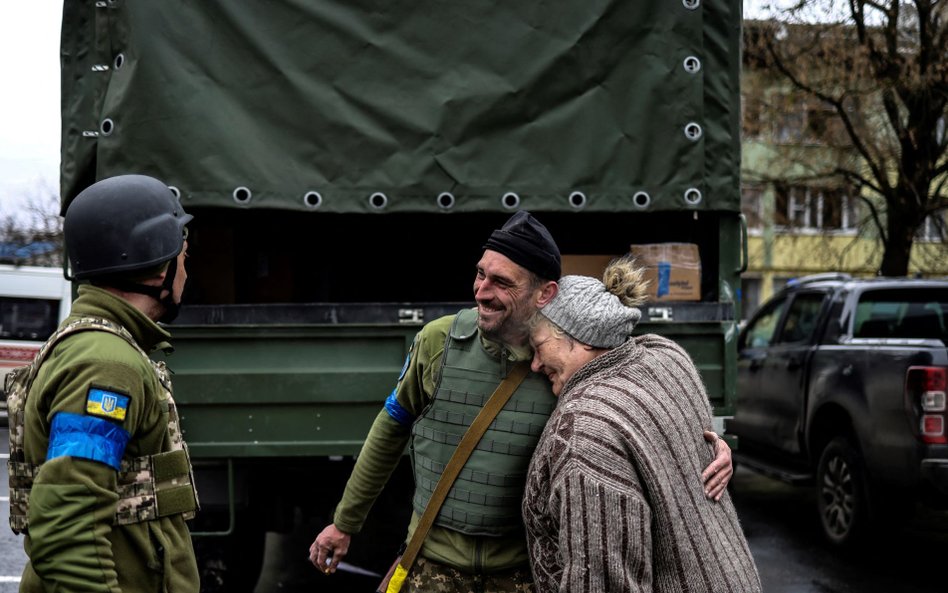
(85, 387, 130, 421)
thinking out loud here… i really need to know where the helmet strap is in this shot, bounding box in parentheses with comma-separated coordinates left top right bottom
(156, 261, 181, 324)
(107, 259, 181, 323)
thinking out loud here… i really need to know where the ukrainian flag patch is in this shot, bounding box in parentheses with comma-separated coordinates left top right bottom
(86, 387, 130, 422)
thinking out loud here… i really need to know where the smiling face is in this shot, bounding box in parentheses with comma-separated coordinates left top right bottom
(529, 318, 601, 396)
(473, 250, 545, 347)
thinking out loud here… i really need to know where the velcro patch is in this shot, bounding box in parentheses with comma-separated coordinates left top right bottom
(86, 386, 130, 421)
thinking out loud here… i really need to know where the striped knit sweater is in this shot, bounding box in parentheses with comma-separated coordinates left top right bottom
(522, 334, 761, 593)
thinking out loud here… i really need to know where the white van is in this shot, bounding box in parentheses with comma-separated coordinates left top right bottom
(0, 265, 72, 414)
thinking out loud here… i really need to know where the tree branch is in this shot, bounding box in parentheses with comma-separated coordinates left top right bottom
(856, 192, 889, 246)
(764, 36, 892, 196)
(836, 167, 884, 196)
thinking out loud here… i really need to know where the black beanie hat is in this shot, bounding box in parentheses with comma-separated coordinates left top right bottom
(483, 210, 561, 280)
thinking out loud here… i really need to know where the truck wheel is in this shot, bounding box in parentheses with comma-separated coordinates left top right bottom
(816, 437, 868, 547)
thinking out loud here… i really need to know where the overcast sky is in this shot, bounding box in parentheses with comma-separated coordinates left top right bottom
(0, 2, 776, 219)
(0, 3, 61, 217)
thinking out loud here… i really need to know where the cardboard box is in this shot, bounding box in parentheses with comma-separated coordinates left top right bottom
(629, 243, 701, 301)
(561, 254, 616, 279)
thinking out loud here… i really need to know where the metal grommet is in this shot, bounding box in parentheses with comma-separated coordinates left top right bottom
(683, 56, 701, 74)
(369, 192, 388, 209)
(100, 118, 115, 136)
(683, 0, 700, 9)
(114, 53, 125, 70)
(633, 191, 651, 209)
(684, 188, 703, 205)
(501, 192, 520, 209)
(684, 122, 703, 141)
(232, 186, 252, 204)
(303, 191, 322, 209)
(168, 186, 181, 199)
(569, 191, 587, 209)
(437, 192, 456, 210)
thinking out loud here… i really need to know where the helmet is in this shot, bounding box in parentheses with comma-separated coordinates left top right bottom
(64, 174, 192, 280)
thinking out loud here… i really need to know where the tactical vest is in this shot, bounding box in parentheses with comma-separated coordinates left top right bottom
(6, 316, 200, 535)
(410, 308, 554, 536)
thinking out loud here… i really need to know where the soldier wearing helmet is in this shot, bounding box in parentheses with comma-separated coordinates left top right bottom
(8, 174, 200, 593)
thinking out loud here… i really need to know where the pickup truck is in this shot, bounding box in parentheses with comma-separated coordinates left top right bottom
(726, 273, 948, 546)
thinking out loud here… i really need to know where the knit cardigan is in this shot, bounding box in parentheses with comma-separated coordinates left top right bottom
(522, 334, 761, 593)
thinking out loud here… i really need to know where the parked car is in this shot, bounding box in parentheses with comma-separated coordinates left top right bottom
(727, 273, 948, 546)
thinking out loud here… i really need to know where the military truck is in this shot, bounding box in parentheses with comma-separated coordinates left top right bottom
(58, 0, 744, 589)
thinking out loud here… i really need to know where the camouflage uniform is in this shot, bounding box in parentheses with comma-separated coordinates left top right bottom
(12, 285, 199, 593)
(408, 558, 534, 593)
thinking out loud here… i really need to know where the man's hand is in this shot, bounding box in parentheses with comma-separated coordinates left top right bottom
(309, 523, 351, 575)
(702, 430, 733, 501)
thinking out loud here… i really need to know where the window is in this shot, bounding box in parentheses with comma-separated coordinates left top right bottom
(0, 297, 59, 341)
(777, 293, 826, 344)
(917, 210, 946, 242)
(774, 107, 805, 144)
(741, 186, 765, 230)
(742, 297, 788, 349)
(775, 185, 857, 232)
(766, 93, 844, 146)
(853, 289, 948, 340)
(804, 104, 846, 145)
(742, 93, 764, 140)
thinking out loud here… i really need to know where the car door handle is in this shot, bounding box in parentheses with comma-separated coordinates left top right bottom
(787, 358, 802, 371)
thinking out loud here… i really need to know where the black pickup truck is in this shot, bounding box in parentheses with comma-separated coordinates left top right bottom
(726, 274, 948, 545)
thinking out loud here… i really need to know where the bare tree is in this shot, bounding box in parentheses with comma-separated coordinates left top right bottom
(745, 1, 948, 276)
(0, 181, 63, 267)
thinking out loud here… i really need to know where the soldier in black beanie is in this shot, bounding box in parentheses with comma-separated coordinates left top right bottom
(311, 211, 734, 593)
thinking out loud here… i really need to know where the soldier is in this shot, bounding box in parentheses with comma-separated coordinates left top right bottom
(309, 211, 733, 593)
(6, 174, 200, 593)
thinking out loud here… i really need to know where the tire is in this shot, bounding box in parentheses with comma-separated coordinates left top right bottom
(816, 436, 869, 547)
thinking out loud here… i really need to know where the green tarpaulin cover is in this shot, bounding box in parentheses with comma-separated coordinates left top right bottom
(61, 0, 740, 214)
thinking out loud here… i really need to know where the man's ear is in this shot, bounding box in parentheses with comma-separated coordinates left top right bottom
(536, 281, 558, 307)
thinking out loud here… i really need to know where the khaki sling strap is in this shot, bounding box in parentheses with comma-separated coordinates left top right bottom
(384, 361, 531, 593)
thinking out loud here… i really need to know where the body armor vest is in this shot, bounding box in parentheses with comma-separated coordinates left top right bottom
(6, 316, 199, 534)
(410, 308, 554, 536)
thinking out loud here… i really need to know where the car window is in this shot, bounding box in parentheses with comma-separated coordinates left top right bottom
(854, 288, 948, 339)
(743, 296, 787, 349)
(0, 297, 59, 341)
(776, 292, 826, 344)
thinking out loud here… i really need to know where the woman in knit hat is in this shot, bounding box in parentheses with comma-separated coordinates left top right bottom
(521, 256, 761, 593)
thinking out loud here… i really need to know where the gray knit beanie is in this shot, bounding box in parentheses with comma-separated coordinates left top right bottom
(540, 275, 642, 348)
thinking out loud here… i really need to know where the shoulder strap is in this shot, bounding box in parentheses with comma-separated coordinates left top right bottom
(24, 317, 142, 388)
(386, 361, 531, 593)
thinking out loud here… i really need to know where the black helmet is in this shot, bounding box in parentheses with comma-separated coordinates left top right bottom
(65, 174, 192, 280)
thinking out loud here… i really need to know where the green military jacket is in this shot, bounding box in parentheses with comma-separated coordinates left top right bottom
(333, 310, 550, 573)
(19, 285, 199, 593)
